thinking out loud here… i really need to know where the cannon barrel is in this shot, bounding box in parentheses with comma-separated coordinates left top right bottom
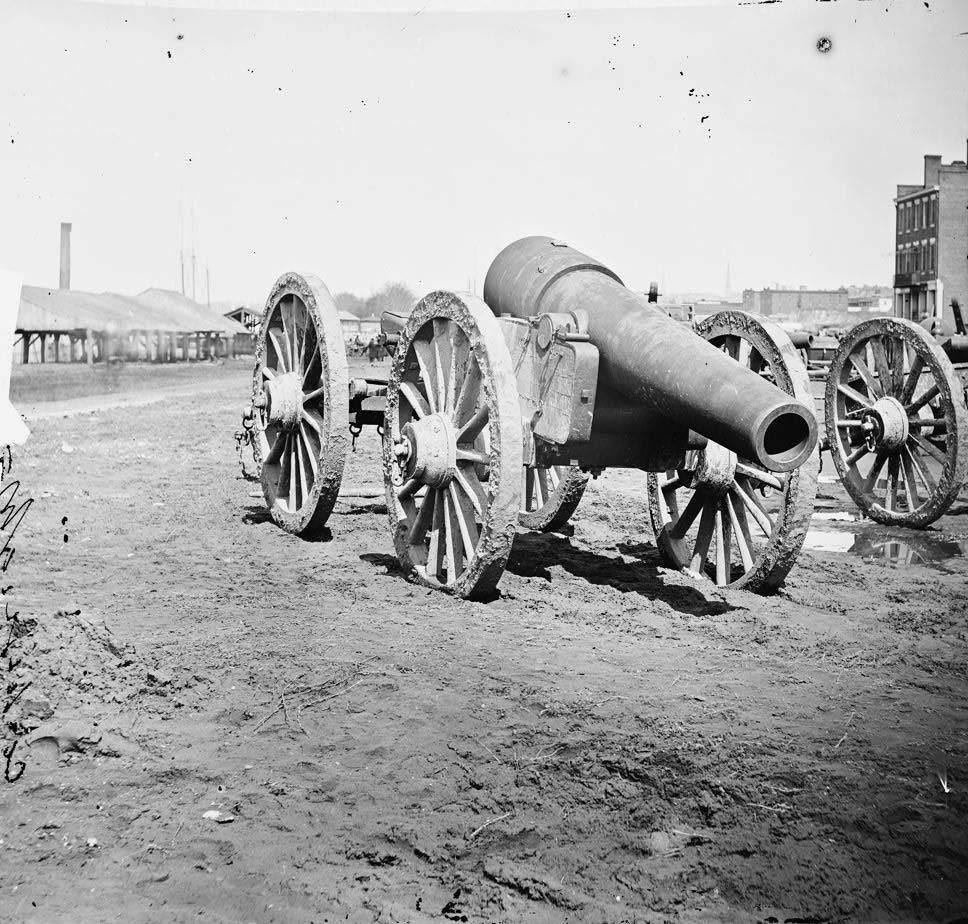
(483, 236, 818, 473)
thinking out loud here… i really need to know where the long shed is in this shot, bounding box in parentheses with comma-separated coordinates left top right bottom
(15, 285, 251, 364)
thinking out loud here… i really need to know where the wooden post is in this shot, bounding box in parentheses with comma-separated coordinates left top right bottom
(86, 328, 94, 366)
(40, 333, 46, 363)
(22, 333, 30, 365)
(53, 333, 61, 363)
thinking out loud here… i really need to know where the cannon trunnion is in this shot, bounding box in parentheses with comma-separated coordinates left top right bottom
(244, 238, 822, 599)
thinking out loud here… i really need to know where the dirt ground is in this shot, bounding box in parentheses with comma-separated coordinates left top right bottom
(3, 357, 967, 924)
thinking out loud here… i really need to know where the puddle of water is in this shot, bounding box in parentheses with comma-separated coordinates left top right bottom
(804, 530, 856, 553)
(813, 511, 859, 522)
(818, 474, 841, 485)
(804, 528, 966, 569)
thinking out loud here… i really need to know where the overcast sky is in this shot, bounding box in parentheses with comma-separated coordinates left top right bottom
(1, 0, 966, 304)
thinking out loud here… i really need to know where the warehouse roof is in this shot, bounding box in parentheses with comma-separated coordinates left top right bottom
(17, 285, 248, 335)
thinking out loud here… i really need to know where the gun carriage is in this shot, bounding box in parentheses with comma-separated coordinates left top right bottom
(242, 237, 821, 599)
(818, 312, 967, 528)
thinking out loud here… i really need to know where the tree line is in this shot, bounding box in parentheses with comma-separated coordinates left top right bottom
(333, 282, 416, 320)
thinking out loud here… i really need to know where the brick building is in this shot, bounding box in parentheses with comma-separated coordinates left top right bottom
(894, 150, 968, 327)
(742, 287, 848, 317)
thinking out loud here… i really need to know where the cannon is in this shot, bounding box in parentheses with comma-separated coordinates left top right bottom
(242, 237, 821, 598)
(820, 313, 967, 527)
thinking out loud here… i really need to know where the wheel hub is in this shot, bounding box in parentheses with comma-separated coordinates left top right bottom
(265, 372, 303, 429)
(861, 396, 908, 452)
(400, 414, 457, 488)
(689, 441, 737, 496)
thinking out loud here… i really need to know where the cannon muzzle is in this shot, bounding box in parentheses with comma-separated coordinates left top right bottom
(483, 236, 818, 472)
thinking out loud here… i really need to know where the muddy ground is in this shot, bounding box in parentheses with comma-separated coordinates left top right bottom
(2, 357, 967, 924)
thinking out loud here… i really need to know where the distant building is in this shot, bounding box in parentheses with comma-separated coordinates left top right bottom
(742, 287, 849, 317)
(224, 306, 263, 332)
(894, 150, 968, 327)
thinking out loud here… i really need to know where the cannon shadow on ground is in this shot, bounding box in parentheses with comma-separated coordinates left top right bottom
(507, 532, 738, 617)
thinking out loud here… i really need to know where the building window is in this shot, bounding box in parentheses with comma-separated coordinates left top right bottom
(932, 197, 938, 226)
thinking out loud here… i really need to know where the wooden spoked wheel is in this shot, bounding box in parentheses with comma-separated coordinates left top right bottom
(252, 273, 348, 537)
(383, 291, 523, 599)
(646, 311, 819, 591)
(519, 464, 588, 531)
(824, 317, 967, 527)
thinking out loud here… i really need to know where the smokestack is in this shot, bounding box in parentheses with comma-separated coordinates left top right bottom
(59, 222, 72, 290)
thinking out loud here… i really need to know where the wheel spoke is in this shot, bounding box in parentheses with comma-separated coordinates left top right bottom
(906, 383, 940, 415)
(734, 461, 784, 491)
(714, 504, 729, 586)
(899, 447, 920, 511)
(722, 335, 740, 361)
(690, 501, 717, 572)
(303, 341, 321, 386)
(280, 302, 295, 372)
(725, 492, 754, 570)
(733, 479, 772, 537)
(261, 366, 275, 381)
(265, 430, 287, 466)
(301, 410, 322, 434)
(903, 443, 936, 493)
(884, 455, 900, 512)
(455, 464, 487, 517)
(457, 448, 489, 465)
(908, 417, 947, 432)
(268, 329, 289, 372)
(453, 355, 482, 428)
(412, 337, 439, 414)
(298, 422, 319, 478)
(426, 489, 446, 580)
(661, 474, 685, 495)
(276, 433, 291, 491)
(669, 491, 705, 540)
(295, 431, 309, 508)
(844, 444, 870, 468)
(848, 351, 882, 399)
(457, 405, 489, 443)
(443, 488, 462, 581)
(899, 353, 925, 406)
(407, 488, 436, 544)
(398, 477, 421, 502)
(288, 437, 298, 509)
(399, 381, 431, 419)
(449, 481, 480, 555)
(860, 450, 888, 494)
(837, 382, 873, 409)
(303, 384, 326, 404)
(289, 298, 302, 373)
(870, 337, 894, 397)
(909, 432, 947, 466)
(432, 327, 448, 414)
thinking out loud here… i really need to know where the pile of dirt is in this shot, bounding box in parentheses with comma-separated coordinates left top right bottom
(5, 608, 190, 736)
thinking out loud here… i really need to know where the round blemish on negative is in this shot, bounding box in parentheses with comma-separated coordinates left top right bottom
(817, 36, 832, 54)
